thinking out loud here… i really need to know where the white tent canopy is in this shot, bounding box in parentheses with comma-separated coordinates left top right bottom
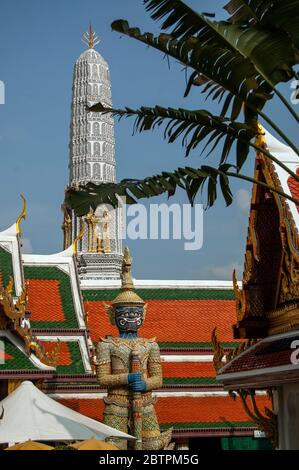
(0, 381, 134, 444)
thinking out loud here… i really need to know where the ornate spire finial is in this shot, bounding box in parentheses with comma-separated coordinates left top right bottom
(16, 194, 27, 236)
(121, 246, 134, 290)
(82, 24, 100, 49)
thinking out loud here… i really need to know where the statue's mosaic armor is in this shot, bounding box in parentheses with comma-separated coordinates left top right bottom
(96, 336, 163, 450)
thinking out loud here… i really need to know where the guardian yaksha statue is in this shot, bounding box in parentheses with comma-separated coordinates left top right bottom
(96, 247, 173, 450)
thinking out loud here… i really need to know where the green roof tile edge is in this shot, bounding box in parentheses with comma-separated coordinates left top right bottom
(0, 246, 15, 295)
(55, 342, 85, 375)
(158, 342, 240, 349)
(163, 377, 217, 385)
(0, 338, 85, 374)
(82, 289, 235, 301)
(160, 421, 256, 430)
(0, 336, 38, 370)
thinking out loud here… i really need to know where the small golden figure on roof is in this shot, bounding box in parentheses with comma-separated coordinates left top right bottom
(96, 209, 111, 254)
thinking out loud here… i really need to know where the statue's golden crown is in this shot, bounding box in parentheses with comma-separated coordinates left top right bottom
(112, 246, 144, 306)
(104, 246, 146, 325)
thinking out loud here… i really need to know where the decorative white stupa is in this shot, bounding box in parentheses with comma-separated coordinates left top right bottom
(63, 26, 122, 281)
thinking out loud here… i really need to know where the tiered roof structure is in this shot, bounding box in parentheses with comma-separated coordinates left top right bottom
(0, 215, 269, 439)
(214, 128, 299, 449)
(0, 215, 91, 382)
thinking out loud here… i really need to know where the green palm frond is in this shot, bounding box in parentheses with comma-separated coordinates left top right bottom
(260, 1, 299, 51)
(143, 0, 220, 42)
(65, 1, 299, 216)
(143, 0, 298, 85)
(224, 0, 260, 24)
(66, 163, 299, 217)
(211, 20, 297, 86)
(225, 0, 299, 52)
(89, 103, 256, 167)
(65, 164, 236, 216)
(111, 20, 271, 121)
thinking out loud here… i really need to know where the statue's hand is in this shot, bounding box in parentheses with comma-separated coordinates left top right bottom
(128, 372, 142, 384)
(130, 380, 147, 392)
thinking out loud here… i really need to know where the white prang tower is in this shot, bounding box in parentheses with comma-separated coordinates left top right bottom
(63, 26, 122, 280)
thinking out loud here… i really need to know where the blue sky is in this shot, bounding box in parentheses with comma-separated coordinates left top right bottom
(0, 0, 297, 279)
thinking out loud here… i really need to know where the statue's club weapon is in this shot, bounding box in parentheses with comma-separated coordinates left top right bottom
(131, 350, 143, 450)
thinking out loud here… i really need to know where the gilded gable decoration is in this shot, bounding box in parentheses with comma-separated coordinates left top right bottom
(62, 206, 72, 250)
(0, 277, 60, 367)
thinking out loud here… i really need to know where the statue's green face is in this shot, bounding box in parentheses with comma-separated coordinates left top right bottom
(115, 305, 144, 333)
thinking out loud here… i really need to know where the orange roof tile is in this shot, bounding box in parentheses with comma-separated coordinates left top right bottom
(156, 396, 269, 423)
(58, 395, 270, 426)
(58, 399, 104, 422)
(27, 280, 65, 322)
(85, 300, 236, 344)
(42, 341, 72, 366)
(162, 362, 215, 378)
(288, 170, 299, 212)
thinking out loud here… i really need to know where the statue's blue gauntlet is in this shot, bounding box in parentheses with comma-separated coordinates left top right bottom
(130, 380, 147, 392)
(128, 372, 146, 391)
(128, 372, 141, 384)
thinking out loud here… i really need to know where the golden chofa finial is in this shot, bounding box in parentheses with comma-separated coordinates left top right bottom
(16, 194, 27, 236)
(256, 122, 267, 148)
(82, 24, 100, 49)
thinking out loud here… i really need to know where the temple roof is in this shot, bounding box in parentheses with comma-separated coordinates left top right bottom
(215, 128, 299, 395)
(0, 217, 92, 377)
(288, 168, 299, 213)
(0, 335, 88, 376)
(217, 331, 299, 390)
(56, 394, 270, 436)
(82, 287, 237, 348)
(162, 361, 218, 387)
(24, 264, 83, 330)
